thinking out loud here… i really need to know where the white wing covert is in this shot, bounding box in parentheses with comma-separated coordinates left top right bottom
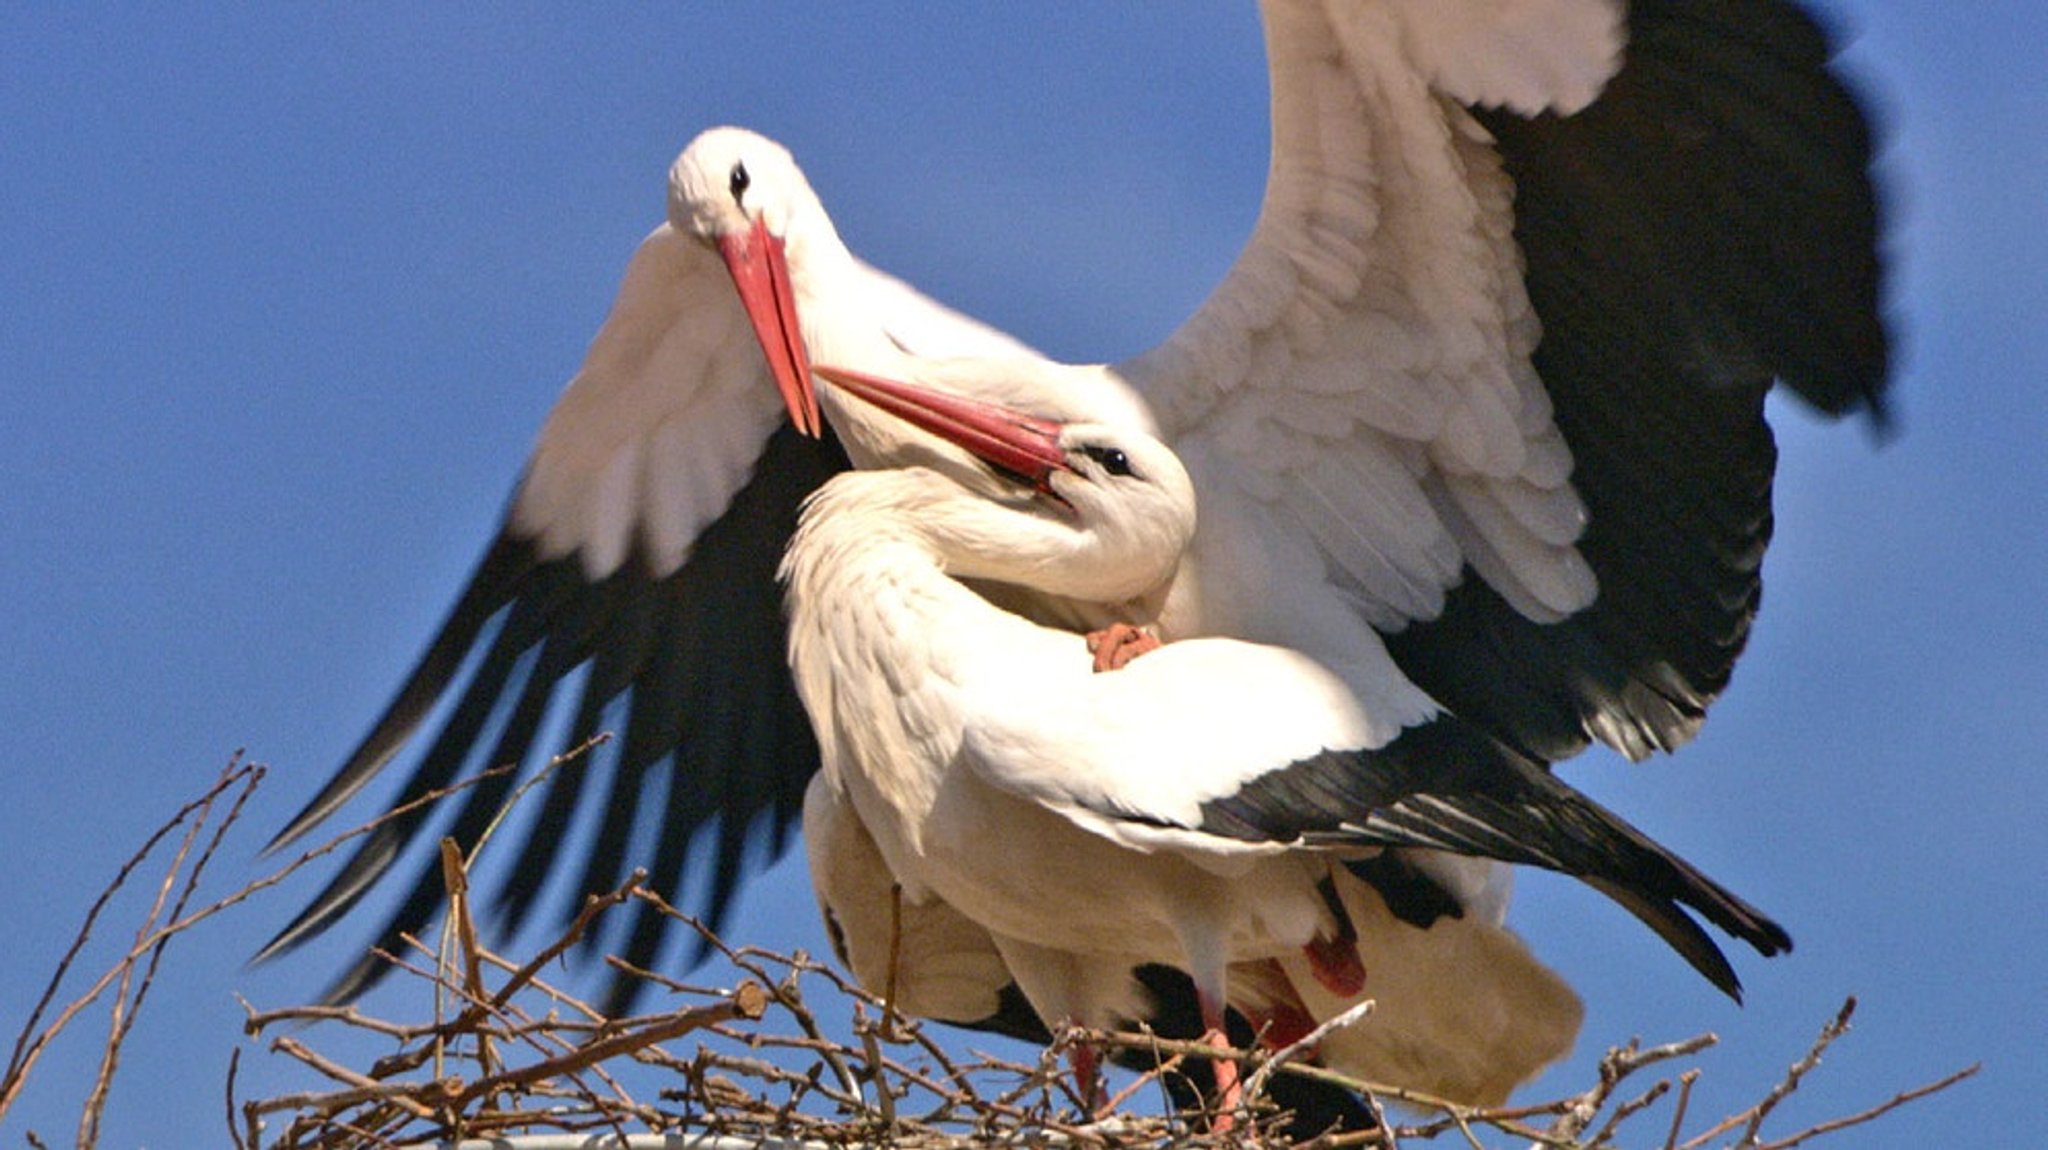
(1124, 0, 1597, 650)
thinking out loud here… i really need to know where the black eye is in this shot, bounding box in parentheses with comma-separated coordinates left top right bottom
(729, 162, 751, 204)
(1082, 445, 1135, 477)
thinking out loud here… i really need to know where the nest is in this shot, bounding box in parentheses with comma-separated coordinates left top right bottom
(3, 755, 1980, 1149)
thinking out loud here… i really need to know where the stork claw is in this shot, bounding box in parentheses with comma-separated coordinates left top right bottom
(1086, 623, 1162, 673)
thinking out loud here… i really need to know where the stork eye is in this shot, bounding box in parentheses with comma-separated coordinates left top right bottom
(1082, 445, 1135, 477)
(729, 162, 751, 204)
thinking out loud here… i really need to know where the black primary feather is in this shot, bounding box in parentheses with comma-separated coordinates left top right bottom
(1390, 0, 1892, 765)
(260, 424, 851, 1011)
(1192, 717, 1792, 1000)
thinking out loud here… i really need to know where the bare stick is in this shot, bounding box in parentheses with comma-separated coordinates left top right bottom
(81, 757, 257, 1145)
(451, 982, 767, 1104)
(487, 872, 647, 1013)
(1662, 1068, 1701, 1150)
(1592, 1077, 1672, 1146)
(1756, 1062, 1980, 1150)
(1242, 996, 1374, 1103)
(1738, 996, 1856, 1145)
(853, 1008, 899, 1127)
(224, 1045, 246, 1150)
(1680, 998, 1853, 1150)
(1549, 1031, 1720, 1144)
(14, 750, 531, 1123)
(1, 757, 256, 1120)
(642, 889, 868, 1107)
(266, 1035, 437, 1119)
(1097, 1046, 1185, 1117)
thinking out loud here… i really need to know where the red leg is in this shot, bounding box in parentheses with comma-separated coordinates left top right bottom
(1238, 957, 1321, 1052)
(1068, 1038, 1106, 1115)
(1196, 989, 1243, 1131)
(1085, 622, 1162, 672)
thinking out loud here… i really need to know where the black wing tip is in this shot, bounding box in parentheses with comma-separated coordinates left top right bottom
(1585, 878, 1749, 1001)
(261, 753, 384, 858)
(1751, 914, 1795, 959)
(1859, 382, 1901, 442)
(1201, 718, 1798, 998)
(265, 529, 545, 859)
(1657, 855, 1795, 962)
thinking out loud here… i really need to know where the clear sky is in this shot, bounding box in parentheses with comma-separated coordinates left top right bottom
(2, 4, 2040, 1146)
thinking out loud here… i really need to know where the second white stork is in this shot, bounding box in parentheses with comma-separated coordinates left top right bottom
(787, 363, 1791, 1111)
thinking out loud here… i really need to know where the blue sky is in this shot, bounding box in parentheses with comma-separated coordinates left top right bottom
(2, 5, 2041, 1145)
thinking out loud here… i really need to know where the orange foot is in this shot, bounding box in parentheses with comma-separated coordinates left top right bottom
(1086, 622, 1161, 673)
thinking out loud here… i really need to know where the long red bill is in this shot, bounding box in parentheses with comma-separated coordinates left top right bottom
(718, 218, 821, 438)
(810, 364, 1068, 494)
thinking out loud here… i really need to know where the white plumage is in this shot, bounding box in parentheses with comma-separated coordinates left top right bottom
(782, 369, 1581, 1107)
(782, 365, 1787, 1109)
(265, 5, 1886, 1104)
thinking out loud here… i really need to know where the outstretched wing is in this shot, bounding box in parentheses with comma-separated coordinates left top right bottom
(1404, 0, 1890, 759)
(1121, 0, 1889, 764)
(264, 223, 1017, 1009)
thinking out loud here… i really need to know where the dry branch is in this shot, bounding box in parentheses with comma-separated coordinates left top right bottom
(2, 749, 1982, 1149)
(233, 884, 1982, 1150)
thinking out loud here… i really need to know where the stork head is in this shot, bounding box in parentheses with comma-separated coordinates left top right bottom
(813, 365, 1195, 602)
(669, 127, 823, 437)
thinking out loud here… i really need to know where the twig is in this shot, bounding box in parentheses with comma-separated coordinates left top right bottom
(1242, 997, 1375, 1103)
(1738, 996, 1856, 1145)
(1756, 1062, 1979, 1150)
(1359, 1084, 1396, 1150)
(486, 872, 647, 1013)
(225, 1045, 246, 1150)
(1662, 1068, 1700, 1150)
(1550, 1031, 1720, 1144)
(11, 749, 534, 1125)
(1, 757, 258, 1121)
(264, 1036, 437, 1119)
(1680, 999, 1852, 1150)
(853, 1008, 899, 1128)
(644, 889, 868, 1108)
(8, 751, 1952, 1150)
(1591, 1077, 1671, 1146)
(450, 982, 767, 1105)
(1098, 1045, 1185, 1118)
(82, 756, 259, 1145)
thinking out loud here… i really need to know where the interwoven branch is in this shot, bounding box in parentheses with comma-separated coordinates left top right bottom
(1, 754, 1982, 1149)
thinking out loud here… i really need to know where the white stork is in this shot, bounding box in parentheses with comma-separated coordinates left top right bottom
(262, 0, 1887, 1032)
(784, 363, 1787, 1112)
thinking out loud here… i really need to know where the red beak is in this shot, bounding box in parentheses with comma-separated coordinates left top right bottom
(810, 365, 1069, 495)
(718, 218, 821, 438)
